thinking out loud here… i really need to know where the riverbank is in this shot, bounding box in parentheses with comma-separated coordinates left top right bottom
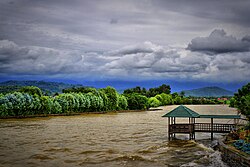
(218, 138, 250, 167)
(0, 109, 161, 119)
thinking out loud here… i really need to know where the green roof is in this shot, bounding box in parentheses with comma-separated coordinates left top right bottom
(162, 105, 200, 118)
(199, 115, 241, 119)
(162, 105, 241, 119)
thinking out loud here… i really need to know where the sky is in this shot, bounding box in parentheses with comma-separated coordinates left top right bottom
(0, 0, 250, 92)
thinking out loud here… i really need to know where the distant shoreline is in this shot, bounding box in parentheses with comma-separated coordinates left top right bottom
(0, 109, 163, 119)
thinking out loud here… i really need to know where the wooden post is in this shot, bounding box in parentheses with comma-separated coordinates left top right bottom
(194, 118, 196, 140)
(211, 118, 214, 140)
(168, 117, 170, 141)
(173, 117, 176, 138)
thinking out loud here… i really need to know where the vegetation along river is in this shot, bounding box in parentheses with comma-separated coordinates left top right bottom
(0, 105, 239, 167)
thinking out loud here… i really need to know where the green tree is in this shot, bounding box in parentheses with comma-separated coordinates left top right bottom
(125, 93, 149, 110)
(148, 97, 161, 108)
(160, 93, 173, 105)
(233, 83, 250, 118)
(117, 94, 128, 110)
(100, 86, 118, 111)
(18, 86, 43, 97)
(174, 96, 182, 105)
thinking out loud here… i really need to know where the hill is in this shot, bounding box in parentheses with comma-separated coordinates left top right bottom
(182, 86, 234, 97)
(0, 80, 82, 95)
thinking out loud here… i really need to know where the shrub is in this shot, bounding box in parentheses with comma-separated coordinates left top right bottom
(160, 93, 173, 105)
(148, 97, 161, 108)
(117, 94, 128, 110)
(125, 93, 149, 110)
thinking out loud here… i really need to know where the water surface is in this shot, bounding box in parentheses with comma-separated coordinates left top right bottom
(0, 105, 238, 167)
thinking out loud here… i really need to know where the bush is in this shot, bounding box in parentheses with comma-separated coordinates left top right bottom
(117, 94, 128, 110)
(174, 96, 182, 105)
(160, 93, 173, 105)
(0, 92, 42, 116)
(125, 93, 149, 110)
(148, 97, 161, 108)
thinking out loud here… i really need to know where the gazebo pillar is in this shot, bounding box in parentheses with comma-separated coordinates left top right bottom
(168, 117, 170, 140)
(211, 118, 214, 140)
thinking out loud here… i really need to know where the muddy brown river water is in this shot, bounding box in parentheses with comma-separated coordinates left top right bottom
(0, 105, 239, 167)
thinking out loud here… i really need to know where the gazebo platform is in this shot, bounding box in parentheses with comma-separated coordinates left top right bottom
(162, 105, 241, 140)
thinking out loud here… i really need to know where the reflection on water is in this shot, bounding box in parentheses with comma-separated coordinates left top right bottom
(0, 105, 237, 167)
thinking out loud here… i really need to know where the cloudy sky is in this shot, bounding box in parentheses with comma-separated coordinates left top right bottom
(0, 0, 250, 91)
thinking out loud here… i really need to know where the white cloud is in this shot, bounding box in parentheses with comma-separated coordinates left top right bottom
(0, 39, 249, 82)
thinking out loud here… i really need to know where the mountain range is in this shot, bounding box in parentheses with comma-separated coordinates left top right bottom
(0, 80, 81, 94)
(182, 86, 234, 97)
(0, 80, 235, 97)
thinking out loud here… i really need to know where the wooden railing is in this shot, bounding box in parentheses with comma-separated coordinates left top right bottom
(169, 124, 194, 133)
(195, 123, 236, 133)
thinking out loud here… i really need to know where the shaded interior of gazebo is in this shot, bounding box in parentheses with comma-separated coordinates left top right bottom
(162, 105, 241, 140)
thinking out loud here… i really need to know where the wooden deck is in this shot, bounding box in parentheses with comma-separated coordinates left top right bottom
(195, 123, 236, 133)
(163, 105, 240, 140)
(169, 123, 236, 140)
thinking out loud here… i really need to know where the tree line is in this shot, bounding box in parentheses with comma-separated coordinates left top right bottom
(230, 83, 250, 119)
(123, 85, 227, 108)
(0, 86, 129, 117)
(0, 84, 231, 118)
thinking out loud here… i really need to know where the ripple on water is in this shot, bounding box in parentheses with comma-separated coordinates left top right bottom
(0, 105, 236, 167)
(29, 154, 54, 160)
(44, 147, 71, 153)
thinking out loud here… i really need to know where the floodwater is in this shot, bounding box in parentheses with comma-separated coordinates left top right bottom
(0, 105, 239, 167)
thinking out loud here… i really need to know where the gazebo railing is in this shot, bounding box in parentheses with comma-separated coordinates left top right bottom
(169, 124, 194, 133)
(195, 123, 236, 133)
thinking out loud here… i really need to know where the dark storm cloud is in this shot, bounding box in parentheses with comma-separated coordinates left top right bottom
(0, 0, 250, 82)
(0, 40, 84, 75)
(187, 29, 250, 53)
(153, 0, 250, 27)
(0, 39, 250, 82)
(110, 18, 118, 24)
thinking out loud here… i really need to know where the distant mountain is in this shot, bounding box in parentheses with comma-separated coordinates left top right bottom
(0, 80, 82, 94)
(182, 86, 234, 97)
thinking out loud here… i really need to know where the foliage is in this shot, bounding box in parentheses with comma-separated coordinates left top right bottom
(148, 97, 161, 108)
(117, 94, 128, 110)
(231, 83, 250, 118)
(147, 84, 171, 97)
(62, 87, 97, 94)
(123, 84, 171, 97)
(18, 86, 43, 97)
(159, 93, 173, 105)
(174, 96, 182, 105)
(0, 80, 81, 95)
(0, 92, 42, 116)
(233, 139, 250, 154)
(123, 86, 147, 96)
(0, 85, 22, 94)
(0, 83, 235, 118)
(100, 86, 118, 111)
(125, 93, 149, 110)
(85, 92, 104, 112)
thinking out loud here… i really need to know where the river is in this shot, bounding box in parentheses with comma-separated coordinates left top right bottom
(0, 105, 239, 167)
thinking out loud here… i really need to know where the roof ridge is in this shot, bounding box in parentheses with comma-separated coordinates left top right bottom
(162, 105, 200, 118)
(183, 105, 198, 117)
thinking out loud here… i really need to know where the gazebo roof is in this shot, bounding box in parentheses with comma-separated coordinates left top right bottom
(162, 105, 200, 118)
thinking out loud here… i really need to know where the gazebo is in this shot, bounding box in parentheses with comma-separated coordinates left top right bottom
(162, 105, 241, 140)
